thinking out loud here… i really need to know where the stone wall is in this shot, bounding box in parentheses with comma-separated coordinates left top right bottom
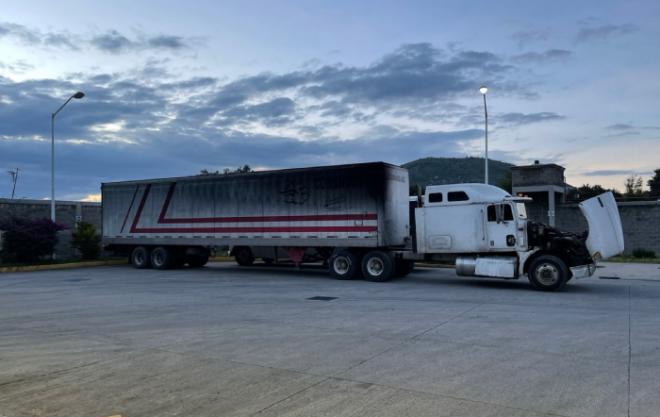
(531, 201, 660, 256)
(0, 198, 102, 259)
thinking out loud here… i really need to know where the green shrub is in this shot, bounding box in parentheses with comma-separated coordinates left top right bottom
(71, 222, 102, 260)
(632, 248, 656, 259)
(0, 217, 65, 262)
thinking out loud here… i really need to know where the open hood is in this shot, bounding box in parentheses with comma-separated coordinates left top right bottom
(579, 192, 624, 260)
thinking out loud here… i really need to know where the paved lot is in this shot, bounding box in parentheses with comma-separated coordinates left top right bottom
(1, 262, 659, 417)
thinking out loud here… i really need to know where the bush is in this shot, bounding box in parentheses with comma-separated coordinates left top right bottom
(632, 248, 656, 259)
(0, 217, 65, 262)
(71, 222, 102, 260)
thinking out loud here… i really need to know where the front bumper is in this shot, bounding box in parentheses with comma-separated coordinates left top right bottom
(570, 263, 597, 279)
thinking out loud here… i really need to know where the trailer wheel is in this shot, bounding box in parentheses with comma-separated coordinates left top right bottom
(362, 251, 394, 282)
(234, 247, 254, 266)
(151, 246, 173, 270)
(131, 246, 151, 269)
(329, 250, 359, 280)
(528, 255, 568, 291)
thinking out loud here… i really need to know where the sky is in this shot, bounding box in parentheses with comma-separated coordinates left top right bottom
(1, 0, 659, 201)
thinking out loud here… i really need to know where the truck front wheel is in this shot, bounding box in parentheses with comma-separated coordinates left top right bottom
(362, 251, 394, 282)
(528, 255, 569, 291)
(330, 250, 359, 280)
(131, 246, 151, 269)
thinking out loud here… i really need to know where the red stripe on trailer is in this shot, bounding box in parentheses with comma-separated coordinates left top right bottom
(159, 213, 378, 223)
(158, 182, 177, 223)
(131, 225, 378, 234)
(129, 184, 151, 233)
(120, 185, 139, 233)
(129, 182, 378, 234)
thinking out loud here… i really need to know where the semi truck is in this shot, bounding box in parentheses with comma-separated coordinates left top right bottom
(102, 162, 624, 291)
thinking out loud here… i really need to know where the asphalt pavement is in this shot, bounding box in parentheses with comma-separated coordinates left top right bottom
(1, 262, 659, 417)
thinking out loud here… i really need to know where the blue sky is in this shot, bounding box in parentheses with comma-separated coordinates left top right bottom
(1, 0, 659, 200)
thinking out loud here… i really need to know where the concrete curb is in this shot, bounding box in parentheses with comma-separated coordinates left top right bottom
(0, 259, 127, 274)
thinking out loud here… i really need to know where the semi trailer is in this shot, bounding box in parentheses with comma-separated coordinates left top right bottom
(102, 161, 624, 291)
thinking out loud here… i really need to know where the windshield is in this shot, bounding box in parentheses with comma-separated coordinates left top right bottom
(516, 202, 527, 219)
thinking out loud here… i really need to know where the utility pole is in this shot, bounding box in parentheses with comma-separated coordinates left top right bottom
(8, 168, 19, 199)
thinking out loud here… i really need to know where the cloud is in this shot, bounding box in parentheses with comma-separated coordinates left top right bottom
(582, 169, 652, 176)
(575, 23, 638, 43)
(606, 123, 634, 130)
(0, 21, 194, 53)
(0, 43, 547, 199)
(496, 112, 565, 125)
(90, 30, 133, 53)
(510, 29, 551, 49)
(511, 49, 573, 63)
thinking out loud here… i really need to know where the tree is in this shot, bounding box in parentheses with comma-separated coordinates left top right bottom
(71, 222, 102, 260)
(648, 169, 660, 198)
(568, 184, 620, 202)
(497, 171, 512, 193)
(0, 217, 65, 262)
(624, 174, 647, 198)
(200, 165, 253, 176)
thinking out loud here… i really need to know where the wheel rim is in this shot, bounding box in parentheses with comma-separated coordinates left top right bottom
(535, 263, 559, 286)
(366, 257, 384, 277)
(153, 251, 164, 267)
(135, 252, 144, 265)
(333, 256, 350, 275)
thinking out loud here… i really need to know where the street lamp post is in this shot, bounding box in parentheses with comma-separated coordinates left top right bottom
(479, 85, 489, 184)
(51, 91, 84, 222)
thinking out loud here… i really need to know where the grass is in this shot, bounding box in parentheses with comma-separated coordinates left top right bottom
(0, 256, 125, 268)
(606, 256, 660, 264)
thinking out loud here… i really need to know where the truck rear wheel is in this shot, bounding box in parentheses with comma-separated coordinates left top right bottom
(330, 250, 359, 280)
(151, 246, 174, 270)
(234, 247, 254, 266)
(362, 251, 394, 282)
(131, 246, 151, 269)
(528, 255, 568, 291)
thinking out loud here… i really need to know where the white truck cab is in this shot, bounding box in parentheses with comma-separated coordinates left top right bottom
(412, 183, 624, 291)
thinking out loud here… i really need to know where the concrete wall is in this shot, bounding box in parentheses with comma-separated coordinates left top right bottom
(0, 198, 102, 259)
(528, 200, 660, 256)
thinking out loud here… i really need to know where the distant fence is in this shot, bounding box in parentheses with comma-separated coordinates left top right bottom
(0, 198, 102, 259)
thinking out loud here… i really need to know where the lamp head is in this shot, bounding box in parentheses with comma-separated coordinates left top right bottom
(73, 91, 85, 99)
(479, 86, 488, 95)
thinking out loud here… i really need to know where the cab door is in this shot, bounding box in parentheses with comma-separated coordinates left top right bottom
(485, 203, 517, 250)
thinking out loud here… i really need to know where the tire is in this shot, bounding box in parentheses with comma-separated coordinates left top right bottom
(394, 260, 415, 277)
(528, 255, 569, 291)
(234, 247, 254, 266)
(131, 246, 151, 269)
(151, 246, 173, 270)
(187, 253, 209, 268)
(262, 257, 275, 265)
(329, 250, 360, 280)
(361, 251, 394, 282)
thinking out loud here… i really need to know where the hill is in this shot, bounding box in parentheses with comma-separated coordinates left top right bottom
(402, 157, 513, 189)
